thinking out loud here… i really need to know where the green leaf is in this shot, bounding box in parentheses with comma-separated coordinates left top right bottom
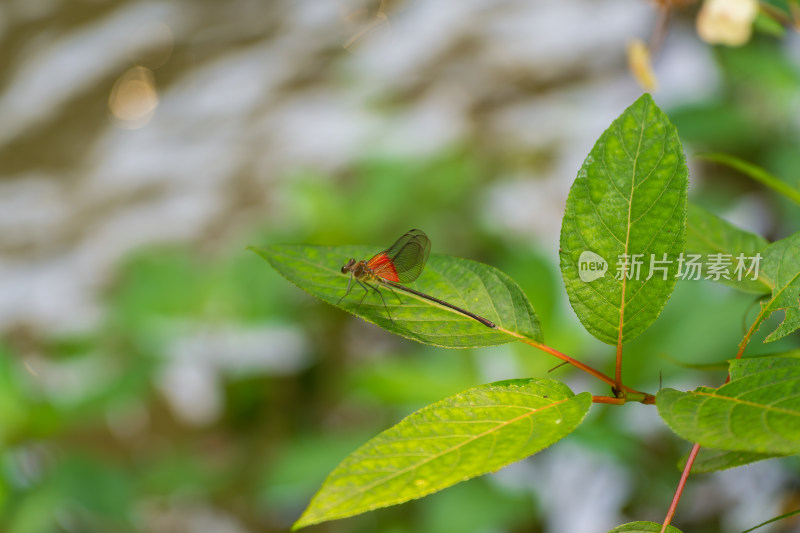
(607, 522, 682, 533)
(560, 93, 689, 345)
(685, 203, 771, 294)
(675, 357, 797, 473)
(757, 231, 800, 342)
(696, 152, 800, 206)
(729, 354, 800, 380)
(677, 447, 778, 474)
(293, 379, 592, 529)
(657, 357, 800, 455)
(250, 244, 542, 348)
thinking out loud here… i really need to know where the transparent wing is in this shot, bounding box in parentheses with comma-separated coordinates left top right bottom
(369, 228, 430, 283)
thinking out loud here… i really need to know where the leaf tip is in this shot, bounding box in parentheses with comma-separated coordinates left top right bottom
(247, 245, 277, 263)
(292, 509, 321, 531)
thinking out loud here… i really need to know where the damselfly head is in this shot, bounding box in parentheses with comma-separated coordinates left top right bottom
(341, 258, 357, 274)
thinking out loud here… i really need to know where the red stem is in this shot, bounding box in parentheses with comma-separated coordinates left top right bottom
(615, 280, 627, 394)
(592, 395, 626, 405)
(498, 327, 654, 402)
(661, 442, 700, 532)
(649, 3, 670, 56)
(615, 341, 624, 394)
(498, 328, 616, 387)
(661, 305, 766, 529)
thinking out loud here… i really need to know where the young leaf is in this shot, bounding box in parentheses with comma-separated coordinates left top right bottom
(742, 509, 800, 533)
(607, 522, 682, 533)
(660, 350, 800, 374)
(756, 231, 800, 342)
(560, 93, 688, 345)
(250, 244, 542, 348)
(677, 447, 779, 474)
(685, 203, 771, 294)
(294, 379, 592, 529)
(696, 152, 800, 206)
(657, 357, 800, 455)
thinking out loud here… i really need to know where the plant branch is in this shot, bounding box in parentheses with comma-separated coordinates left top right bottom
(593, 393, 655, 405)
(649, 2, 671, 56)
(498, 328, 655, 403)
(661, 442, 700, 533)
(593, 395, 626, 405)
(661, 304, 766, 528)
(500, 328, 615, 386)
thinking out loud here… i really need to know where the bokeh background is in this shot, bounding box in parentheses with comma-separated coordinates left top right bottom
(1, 1, 799, 532)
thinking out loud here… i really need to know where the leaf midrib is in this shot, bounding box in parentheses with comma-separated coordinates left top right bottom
(616, 99, 649, 346)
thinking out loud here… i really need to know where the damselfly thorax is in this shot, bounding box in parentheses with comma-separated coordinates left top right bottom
(340, 259, 377, 281)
